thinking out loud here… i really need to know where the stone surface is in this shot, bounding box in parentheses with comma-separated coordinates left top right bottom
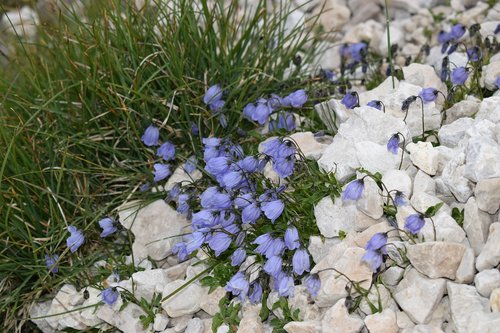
(1, 6, 39, 40)
(474, 269, 500, 298)
(288, 286, 321, 321)
(317, 134, 359, 182)
(200, 287, 226, 316)
(476, 223, 500, 271)
(476, 96, 500, 124)
(130, 269, 171, 302)
(475, 178, 500, 214)
(289, 131, 332, 160)
(402, 63, 447, 95)
(463, 197, 493, 256)
(321, 298, 364, 333)
(463, 136, 500, 183)
(356, 141, 403, 174)
(364, 308, 398, 333)
(237, 305, 264, 333)
(455, 247, 476, 284)
(314, 196, 357, 238)
(118, 200, 190, 262)
(406, 242, 465, 279)
(165, 166, 202, 192)
(283, 321, 321, 333)
(443, 98, 480, 124)
(97, 302, 147, 333)
(393, 269, 446, 324)
(438, 118, 474, 148)
(382, 169, 413, 198)
(30, 301, 57, 333)
(162, 280, 204, 317)
(45, 284, 89, 331)
(354, 177, 384, 219)
(491, 288, 500, 312)
(185, 318, 204, 333)
(413, 170, 436, 195)
(441, 150, 474, 203)
(466, 311, 500, 333)
(153, 314, 169, 332)
(420, 211, 466, 244)
(406, 142, 439, 176)
(447, 282, 490, 333)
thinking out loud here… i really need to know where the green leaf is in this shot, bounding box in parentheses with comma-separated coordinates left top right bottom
(424, 202, 444, 218)
(451, 207, 465, 226)
(338, 230, 347, 240)
(259, 292, 270, 321)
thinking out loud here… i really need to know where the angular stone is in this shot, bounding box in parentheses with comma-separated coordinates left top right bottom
(314, 196, 357, 238)
(475, 96, 500, 124)
(491, 288, 500, 312)
(237, 305, 264, 333)
(476, 223, 500, 271)
(406, 142, 439, 176)
(441, 150, 473, 203)
(162, 280, 204, 317)
(463, 136, 500, 183)
(353, 222, 392, 249)
(130, 269, 171, 302)
(307, 236, 341, 263)
(443, 98, 480, 124)
(321, 299, 364, 333)
(97, 302, 147, 333)
(420, 212, 466, 244)
(314, 99, 351, 132)
(153, 314, 169, 332)
(1, 6, 39, 40)
(45, 284, 88, 330)
(447, 282, 490, 333)
(317, 134, 359, 182)
(200, 287, 226, 316)
(185, 318, 204, 333)
(438, 118, 475, 148)
(410, 192, 448, 217)
(359, 284, 398, 314)
(288, 286, 321, 321)
(455, 248, 476, 284)
(463, 197, 493, 255)
(393, 269, 446, 324)
(364, 308, 398, 333)
(355, 177, 384, 219)
(396, 310, 415, 330)
(118, 200, 190, 262)
(382, 169, 413, 198)
(474, 269, 500, 298)
(289, 131, 332, 160)
(355, 141, 403, 174)
(382, 266, 405, 287)
(283, 321, 321, 333)
(475, 178, 500, 214)
(413, 170, 436, 195)
(466, 311, 500, 333)
(29, 301, 56, 333)
(165, 166, 202, 192)
(407, 242, 465, 279)
(402, 63, 447, 96)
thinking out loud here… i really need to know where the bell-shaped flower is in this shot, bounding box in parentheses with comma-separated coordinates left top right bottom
(292, 249, 310, 275)
(157, 141, 175, 161)
(248, 282, 263, 304)
(451, 67, 469, 85)
(263, 255, 282, 277)
(102, 287, 120, 306)
(45, 254, 59, 274)
(304, 274, 320, 298)
(208, 232, 232, 257)
(242, 203, 261, 224)
(342, 179, 365, 201)
(185, 231, 206, 254)
(419, 88, 438, 103)
(99, 217, 117, 238)
(284, 226, 300, 250)
(341, 92, 358, 109)
(261, 199, 284, 223)
(386, 134, 401, 155)
(367, 100, 382, 110)
(153, 163, 171, 182)
(286, 89, 308, 108)
(203, 85, 223, 105)
(264, 237, 285, 258)
(394, 191, 407, 207)
(253, 233, 273, 255)
(365, 233, 387, 252)
(141, 125, 160, 146)
(277, 273, 294, 297)
(230, 248, 246, 267)
(225, 272, 249, 301)
(405, 213, 426, 234)
(362, 250, 384, 272)
(67, 226, 85, 253)
(273, 156, 296, 178)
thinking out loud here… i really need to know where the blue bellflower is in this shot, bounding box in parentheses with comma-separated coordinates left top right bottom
(387, 134, 401, 155)
(277, 273, 295, 297)
(342, 179, 365, 201)
(365, 233, 387, 251)
(362, 250, 384, 272)
(263, 255, 282, 277)
(230, 248, 246, 266)
(304, 274, 321, 298)
(341, 92, 358, 109)
(141, 125, 160, 146)
(405, 214, 426, 234)
(208, 232, 232, 256)
(495, 76, 500, 89)
(99, 217, 117, 238)
(253, 233, 273, 255)
(185, 231, 206, 254)
(225, 272, 249, 301)
(264, 237, 285, 258)
(292, 249, 310, 275)
(102, 287, 119, 306)
(284, 226, 300, 250)
(269, 112, 296, 132)
(242, 203, 261, 224)
(451, 67, 469, 85)
(248, 282, 263, 304)
(394, 191, 406, 207)
(367, 100, 382, 110)
(184, 155, 197, 174)
(419, 88, 438, 103)
(261, 199, 285, 223)
(203, 85, 223, 106)
(157, 141, 176, 161)
(45, 254, 59, 274)
(67, 226, 84, 253)
(172, 242, 188, 261)
(466, 47, 482, 62)
(286, 89, 308, 108)
(153, 163, 171, 182)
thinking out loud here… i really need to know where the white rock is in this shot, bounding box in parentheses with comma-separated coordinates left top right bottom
(476, 96, 500, 124)
(314, 196, 357, 238)
(364, 308, 398, 333)
(406, 242, 465, 279)
(165, 166, 202, 191)
(200, 287, 226, 316)
(162, 280, 204, 317)
(321, 298, 364, 333)
(283, 321, 320, 333)
(359, 284, 398, 314)
(45, 284, 88, 330)
(443, 97, 480, 124)
(171, 314, 192, 332)
(402, 63, 447, 95)
(491, 288, 500, 312)
(474, 269, 500, 298)
(355, 141, 403, 174)
(393, 269, 446, 324)
(353, 222, 393, 249)
(289, 131, 332, 160)
(463, 197, 493, 256)
(185, 318, 204, 333)
(154, 314, 170, 331)
(481, 61, 500, 91)
(396, 310, 416, 330)
(377, 25, 404, 55)
(463, 136, 500, 182)
(118, 200, 189, 262)
(406, 142, 439, 176)
(237, 304, 264, 333)
(413, 170, 436, 195)
(447, 282, 490, 333)
(438, 118, 474, 148)
(29, 301, 56, 333)
(382, 266, 405, 287)
(441, 150, 473, 203)
(1, 6, 39, 40)
(475, 178, 500, 214)
(131, 269, 171, 302)
(455, 247, 476, 284)
(421, 213, 466, 247)
(343, 20, 384, 48)
(307, 236, 341, 263)
(97, 302, 147, 333)
(317, 134, 360, 182)
(288, 286, 321, 321)
(382, 169, 413, 198)
(410, 192, 448, 217)
(312, 0, 351, 31)
(476, 223, 500, 271)
(466, 311, 500, 333)
(353, 177, 384, 219)
(314, 98, 351, 131)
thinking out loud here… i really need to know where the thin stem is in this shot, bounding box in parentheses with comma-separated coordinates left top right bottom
(399, 134, 406, 170)
(384, 0, 395, 89)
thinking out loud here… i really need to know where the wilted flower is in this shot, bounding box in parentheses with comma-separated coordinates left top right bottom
(401, 95, 417, 112)
(99, 217, 117, 238)
(451, 67, 469, 85)
(419, 88, 438, 103)
(341, 92, 358, 109)
(387, 134, 401, 155)
(342, 179, 365, 201)
(102, 287, 119, 306)
(141, 125, 160, 146)
(157, 141, 175, 161)
(405, 214, 426, 234)
(153, 163, 171, 182)
(67, 226, 84, 253)
(304, 274, 320, 298)
(45, 254, 59, 274)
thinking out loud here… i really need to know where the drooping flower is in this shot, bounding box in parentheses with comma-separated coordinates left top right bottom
(67, 226, 84, 253)
(102, 287, 120, 306)
(466, 47, 482, 62)
(172, 242, 188, 261)
(365, 233, 387, 252)
(242, 203, 261, 224)
(208, 232, 232, 257)
(450, 23, 466, 40)
(273, 156, 296, 178)
(185, 231, 206, 254)
(451, 67, 469, 85)
(362, 250, 384, 272)
(225, 272, 249, 301)
(367, 100, 382, 110)
(292, 249, 310, 275)
(230, 248, 246, 266)
(269, 112, 296, 132)
(419, 88, 438, 103)
(45, 254, 59, 274)
(277, 273, 295, 297)
(342, 179, 365, 201)
(177, 194, 190, 215)
(141, 125, 160, 146)
(286, 89, 308, 108)
(205, 156, 231, 176)
(153, 163, 171, 182)
(203, 84, 223, 106)
(253, 233, 273, 255)
(99, 217, 117, 238)
(405, 214, 426, 234)
(341, 92, 358, 109)
(248, 282, 263, 304)
(401, 95, 417, 112)
(157, 141, 176, 161)
(184, 155, 197, 174)
(304, 274, 321, 298)
(263, 255, 282, 277)
(394, 191, 406, 207)
(387, 134, 401, 155)
(284, 226, 300, 250)
(261, 199, 285, 223)
(264, 237, 285, 258)
(253, 102, 272, 125)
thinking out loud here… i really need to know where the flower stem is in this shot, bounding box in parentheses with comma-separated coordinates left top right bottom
(384, 0, 395, 89)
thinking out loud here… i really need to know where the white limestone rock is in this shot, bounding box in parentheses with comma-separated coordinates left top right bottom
(321, 298, 364, 333)
(402, 63, 447, 95)
(237, 304, 264, 333)
(317, 134, 360, 182)
(476, 96, 500, 124)
(45, 284, 89, 331)
(314, 98, 352, 131)
(455, 247, 476, 284)
(463, 136, 500, 183)
(475, 178, 500, 214)
(413, 170, 436, 195)
(406, 242, 465, 279)
(97, 302, 148, 333)
(118, 200, 190, 262)
(393, 269, 447, 324)
(153, 314, 169, 332)
(165, 166, 202, 192)
(441, 150, 473, 203)
(443, 97, 480, 124)
(162, 280, 204, 317)
(466, 311, 500, 333)
(447, 282, 490, 333)
(491, 288, 500, 312)
(355, 141, 404, 174)
(410, 192, 449, 217)
(314, 196, 357, 238)
(352, 177, 384, 219)
(185, 318, 204, 333)
(476, 223, 500, 271)
(283, 321, 321, 333)
(289, 131, 332, 160)
(481, 61, 500, 91)
(382, 169, 413, 198)
(130, 269, 171, 302)
(475, 269, 500, 298)
(406, 142, 439, 176)
(288, 286, 321, 321)
(1, 6, 39, 40)
(438, 118, 474, 148)
(364, 308, 398, 333)
(382, 266, 405, 287)
(463, 197, 493, 256)
(307, 236, 341, 263)
(29, 301, 57, 333)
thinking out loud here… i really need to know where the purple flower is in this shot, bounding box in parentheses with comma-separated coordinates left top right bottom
(273, 156, 296, 178)
(342, 179, 365, 201)
(367, 100, 382, 110)
(277, 273, 294, 297)
(495, 23, 500, 35)
(45, 254, 59, 274)
(262, 138, 281, 157)
(394, 191, 406, 207)
(205, 156, 230, 176)
(177, 194, 190, 214)
(263, 255, 282, 277)
(365, 233, 387, 251)
(242, 203, 261, 224)
(451, 67, 469, 85)
(387, 134, 400, 155)
(437, 31, 451, 44)
(208, 232, 232, 256)
(269, 112, 296, 132)
(141, 125, 160, 146)
(67, 226, 84, 253)
(362, 250, 384, 272)
(209, 99, 225, 112)
(153, 163, 171, 182)
(234, 192, 254, 209)
(248, 282, 263, 304)
(225, 272, 249, 301)
(192, 210, 217, 229)
(292, 249, 310, 275)
(349, 42, 367, 62)
(99, 217, 117, 238)
(222, 171, 243, 189)
(405, 214, 426, 234)
(240, 156, 258, 173)
(261, 199, 284, 223)
(253, 233, 273, 255)
(102, 287, 119, 306)
(185, 231, 206, 254)
(286, 89, 308, 108)
(450, 24, 466, 40)
(157, 141, 175, 161)
(419, 88, 438, 103)
(341, 92, 358, 109)
(466, 47, 482, 62)
(231, 248, 246, 266)
(203, 85, 223, 105)
(191, 123, 199, 135)
(284, 226, 300, 250)
(172, 242, 188, 261)
(264, 237, 285, 258)
(253, 103, 272, 125)
(243, 103, 255, 120)
(495, 76, 500, 89)
(304, 274, 320, 298)
(184, 155, 197, 174)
